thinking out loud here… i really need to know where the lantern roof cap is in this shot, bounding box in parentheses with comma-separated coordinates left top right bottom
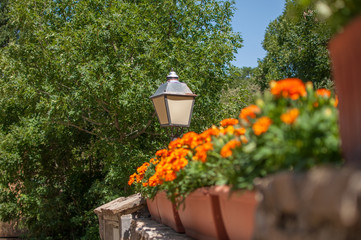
(150, 70, 197, 99)
(150, 81, 196, 98)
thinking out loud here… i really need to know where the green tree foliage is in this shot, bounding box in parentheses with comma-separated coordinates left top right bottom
(219, 66, 259, 118)
(291, 0, 361, 33)
(255, 1, 333, 90)
(0, 0, 14, 48)
(0, 0, 242, 238)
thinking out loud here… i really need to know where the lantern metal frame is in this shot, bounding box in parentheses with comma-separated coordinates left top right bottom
(150, 70, 197, 128)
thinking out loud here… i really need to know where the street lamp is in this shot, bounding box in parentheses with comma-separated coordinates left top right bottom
(150, 69, 197, 129)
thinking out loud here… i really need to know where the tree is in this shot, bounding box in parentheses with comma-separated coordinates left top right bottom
(0, 0, 14, 48)
(255, 1, 333, 90)
(218, 66, 259, 119)
(0, 0, 242, 238)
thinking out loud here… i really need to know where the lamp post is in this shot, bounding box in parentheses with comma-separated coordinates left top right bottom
(150, 69, 197, 139)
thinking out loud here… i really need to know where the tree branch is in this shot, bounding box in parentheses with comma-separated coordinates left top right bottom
(82, 115, 102, 126)
(97, 99, 111, 113)
(58, 121, 98, 136)
(128, 112, 156, 139)
(57, 120, 120, 143)
(114, 113, 120, 131)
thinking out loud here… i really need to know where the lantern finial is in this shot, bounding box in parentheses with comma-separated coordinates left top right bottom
(167, 69, 179, 81)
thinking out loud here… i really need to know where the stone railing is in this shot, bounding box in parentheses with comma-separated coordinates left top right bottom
(253, 167, 361, 240)
(95, 167, 361, 240)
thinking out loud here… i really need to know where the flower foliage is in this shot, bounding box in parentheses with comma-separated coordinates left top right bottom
(129, 78, 342, 200)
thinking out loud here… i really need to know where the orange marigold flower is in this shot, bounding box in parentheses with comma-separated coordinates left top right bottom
(199, 127, 220, 142)
(137, 162, 150, 175)
(334, 95, 339, 107)
(252, 117, 272, 135)
(220, 125, 235, 135)
(220, 139, 241, 158)
(203, 126, 220, 137)
(152, 148, 190, 184)
(156, 161, 178, 182)
(155, 149, 168, 157)
(316, 88, 331, 97)
(150, 158, 159, 165)
(181, 131, 200, 149)
(128, 173, 137, 186)
(281, 108, 300, 125)
(168, 138, 183, 150)
(136, 173, 143, 183)
(172, 157, 188, 171)
(148, 173, 162, 187)
(220, 118, 239, 127)
(270, 78, 306, 100)
(235, 127, 246, 136)
(134, 162, 150, 183)
(171, 148, 190, 159)
(164, 171, 177, 182)
(193, 142, 213, 162)
(239, 105, 261, 123)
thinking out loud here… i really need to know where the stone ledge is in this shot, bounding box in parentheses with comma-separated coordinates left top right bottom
(130, 218, 192, 240)
(95, 193, 146, 217)
(253, 166, 361, 240)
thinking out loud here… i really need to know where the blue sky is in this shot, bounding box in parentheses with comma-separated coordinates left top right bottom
(231, 0, 286, 68)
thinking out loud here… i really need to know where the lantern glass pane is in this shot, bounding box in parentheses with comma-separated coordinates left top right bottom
(152, 96, 169, 125)
(167, 95, 194, 126)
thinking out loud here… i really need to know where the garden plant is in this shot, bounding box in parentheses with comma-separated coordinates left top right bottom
(129, 78, 342, 203)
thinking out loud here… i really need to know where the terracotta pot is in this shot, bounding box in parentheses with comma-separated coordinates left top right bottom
(329, 15, 361, 168)
(211, 185, 257, 240)
(156, 191, 185, 233)
(146, 194, 162, 223)
(178, 187, 229, 240)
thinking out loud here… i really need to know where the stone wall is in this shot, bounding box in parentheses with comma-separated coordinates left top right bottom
(253, 167, 361, 240)
(94, 194, 147, 240)
(0, 220, 24, 239)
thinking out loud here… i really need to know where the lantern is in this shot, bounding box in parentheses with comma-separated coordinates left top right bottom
(150, 70, 197, 127)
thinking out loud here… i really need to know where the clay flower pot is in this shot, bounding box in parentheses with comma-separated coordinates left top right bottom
(329, 14, 361, 168)
(211, 185, 257, 240)
(178, 187, 228, 240)
(146, 194, 162, 223)
(156, 191, 185, 233)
